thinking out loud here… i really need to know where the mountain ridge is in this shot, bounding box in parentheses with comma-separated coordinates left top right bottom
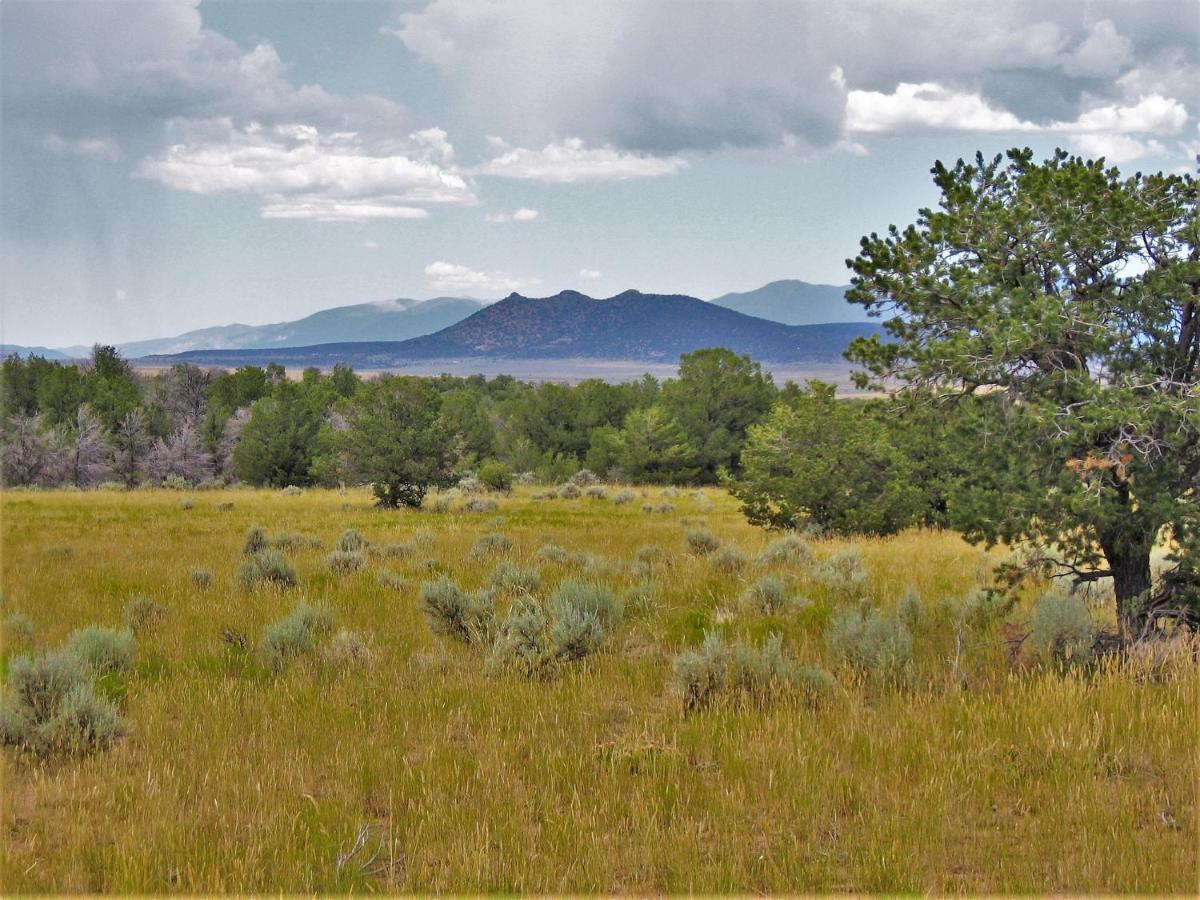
(139, 289, 882, 369)
(709, 279, 867, 325)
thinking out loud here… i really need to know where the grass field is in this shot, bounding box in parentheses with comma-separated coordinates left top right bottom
(1, 486, 1196, 893)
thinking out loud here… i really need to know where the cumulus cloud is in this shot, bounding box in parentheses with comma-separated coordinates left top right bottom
(42, 134, 123, 162)
(136, 122, 475, 221)
(485, 207, 540, 223)
(424, 261, 538, 296)
(847, 86, 1187, 160)
(389, 0, 1195, 157)
(476, 138, 687, 182)
(579, 268, 602, 280)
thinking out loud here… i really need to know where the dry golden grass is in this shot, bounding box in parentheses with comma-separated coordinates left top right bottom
(0, 486, 1195, 893)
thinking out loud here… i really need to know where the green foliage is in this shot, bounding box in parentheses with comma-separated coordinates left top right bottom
(419, 576, 495, 645)
(733, 382, 945, 534)
(711, 544, 747, 574)
(477, 460, 513, 492)
(66, 626, 135, 675)
(846, 148, 1198, 623)
(743, 576, 791, 614)
(1029, 593, 1095, 666)
(470, 532, 512, 557)
(815, 547, 869, 595)
(233, 382, 323, 487)
(660, 348, 776, 482)
(236, 549, 298, 591)
(340, 377, 457, 508)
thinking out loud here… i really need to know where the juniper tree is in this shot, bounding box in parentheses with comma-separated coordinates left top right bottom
(845, 148, 1198, 627)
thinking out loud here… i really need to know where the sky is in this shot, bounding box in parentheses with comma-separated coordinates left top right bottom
(2, 0, 1197, 347)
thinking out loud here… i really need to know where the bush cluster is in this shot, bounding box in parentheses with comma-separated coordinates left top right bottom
(672, 632, 833, 713)
(262, 601, 334, 672)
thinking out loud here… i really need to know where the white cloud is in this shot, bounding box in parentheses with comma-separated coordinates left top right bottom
(1069, 134, 1166, 163)
(363, 240, 379, 249)
(846, 83, 1034, 133)
(42, 134, 123, 162)
(389, 1, 1196, 155)
(578, 268, 602, 280)
(476, 138, 687, 182)
(136, 122, 475, 221)
(424, 261, 538, 296)
(485, 207, 540, 223)
(114, 289, 127, 302)
(846, 83, 1188, 161)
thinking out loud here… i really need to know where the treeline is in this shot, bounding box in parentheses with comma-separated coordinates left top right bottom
(0, 345, 961, 522)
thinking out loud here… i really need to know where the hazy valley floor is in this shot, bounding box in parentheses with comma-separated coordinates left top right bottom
(0, 487, 1195, 893)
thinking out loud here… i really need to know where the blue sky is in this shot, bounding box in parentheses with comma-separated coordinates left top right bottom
(2, 0, 1196, 347)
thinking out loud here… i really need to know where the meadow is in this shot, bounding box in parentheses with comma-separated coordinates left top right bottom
(0, 485, 1195, 894)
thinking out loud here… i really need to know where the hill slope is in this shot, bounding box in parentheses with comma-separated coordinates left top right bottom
(141, 290, 881, 368)
(710, 279, 867, 325)
(108, 296, 484, 357)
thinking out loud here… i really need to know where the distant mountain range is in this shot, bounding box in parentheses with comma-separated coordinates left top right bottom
(5, 279, 874, 367)
(63, 296, 486, 359)
(710, 280, 866, 325)
(142, 289, 882, 369)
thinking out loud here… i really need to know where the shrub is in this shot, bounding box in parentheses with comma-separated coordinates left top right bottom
(326, 550, 365, 575)
(1029, 592, 1095, 666)
(45, 544, 73, 558)
(619, 580, 660, 617)
(179, 497, 194, 511)
(163, 475, 190, 491)
(66, 626, 135, 675)
(376, 568, 406, 591)
(3, 613, 34, 645)
(124, 597, 168, 634)
(897, 588, 923, 629)
(612, 488, 637, 505)
(270, 532, 312, 552)
(457, 474, 484, 494)
(673, 632, 832, 713)
(320, 629, 371, 669)
(262, 601, 333, 672)
(634, 545, 667, 567)
(431, 494, 455, 513)
(826, 605, 913, 681)
(337, 529, 367, 553)
(712, 545, 747, 574)
(477, 460, 513, 493)
(236, 549, 298, 590)
(558, 483, 582, 499)
(419, 577, 495, 645)
(463, 496, 499, 514)
(585, 486, 608, 500)
(756, 534, 814, 568)
(743, 576, 792, 614)
(533, 543, 570, 564)
(684, 527, 721, 555)
(189, 567, 213, 588)
(281, 485, 304, 496)
(662, 487, 681, 498)
(243, 525, 268, 555)
(369, 542, 412, 559)
(549, 580, 623, 632)
(569, 469, 600, 487)
(815, 547, 870, 594)
(489, 597, 550, 676)
(470, 532, 512, 558)
(491, 561, 541, 594)
(1, 650, 125, 755)
(548, 604, 607, 661)
(217, 500, 235, 512)
(652, 503, 676, 514)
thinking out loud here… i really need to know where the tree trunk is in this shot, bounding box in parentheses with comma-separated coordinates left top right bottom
(1100, 532, 1154, 632)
